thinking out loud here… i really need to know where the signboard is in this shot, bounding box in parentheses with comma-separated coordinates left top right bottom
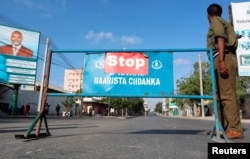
(83, 51, 174, 97)
(104, 52, 149, 75)
(231, 2, 250, 76)
(169, 102, 178, 108)
(0, 25, 40, 85)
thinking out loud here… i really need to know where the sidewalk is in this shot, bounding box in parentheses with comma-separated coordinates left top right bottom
(160, 114, 250, 123)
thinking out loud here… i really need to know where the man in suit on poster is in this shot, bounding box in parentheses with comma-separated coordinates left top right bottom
(0, 30, 33, 58)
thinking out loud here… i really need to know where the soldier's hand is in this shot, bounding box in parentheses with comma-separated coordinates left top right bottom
(219, 61, 229, 77)
(237, 35, 242, 39)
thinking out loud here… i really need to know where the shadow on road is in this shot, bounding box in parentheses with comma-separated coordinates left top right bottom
(130, 129, 204, 135)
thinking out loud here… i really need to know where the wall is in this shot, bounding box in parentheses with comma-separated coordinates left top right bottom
(0, 86, 67, 115)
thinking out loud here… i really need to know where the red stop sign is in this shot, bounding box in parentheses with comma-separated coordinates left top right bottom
(104, 52, 149, 75)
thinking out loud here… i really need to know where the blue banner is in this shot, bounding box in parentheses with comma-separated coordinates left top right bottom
(83, 51, 174, 97)
(0, 55, 37, 85)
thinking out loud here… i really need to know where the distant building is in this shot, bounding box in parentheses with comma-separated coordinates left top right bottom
(63, 69, 109, 116)
(64, 69, 83, 93)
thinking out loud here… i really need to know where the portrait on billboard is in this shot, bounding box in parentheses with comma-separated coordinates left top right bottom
(0, 25, 40, 59)
(0, 25, 40, 85)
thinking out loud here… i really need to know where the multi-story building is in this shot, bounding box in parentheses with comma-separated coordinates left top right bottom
(63, 69, 108, 116)
(64, 69, 83, 93)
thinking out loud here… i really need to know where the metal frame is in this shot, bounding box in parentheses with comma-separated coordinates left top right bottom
(18, 48, 229, 142)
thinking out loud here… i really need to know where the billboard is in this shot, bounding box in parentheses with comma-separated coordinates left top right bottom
(83, 51, 174, 97)
(231, 2, 250, 76)
(0, 25, 40, 85)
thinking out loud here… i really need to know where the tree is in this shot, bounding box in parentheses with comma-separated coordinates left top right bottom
(101, 97, 144, 116)
(236, 76, 250, 103)
(126, 98, 144, 115)
(61, 97, 75, 113)
(154, 102, 162, 113)
(176, 61, 212, 106)
(75, 88, 82, 94)
(176, 61, 250, 106)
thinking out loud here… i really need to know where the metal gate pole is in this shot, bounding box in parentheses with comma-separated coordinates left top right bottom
(208, 49, 230, 142)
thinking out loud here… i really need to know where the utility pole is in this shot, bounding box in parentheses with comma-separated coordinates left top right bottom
(37, 38, 50, 112)
(199, 54, 205, 117)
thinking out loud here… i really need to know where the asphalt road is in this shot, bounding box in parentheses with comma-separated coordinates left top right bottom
(0, 114, 250, 159)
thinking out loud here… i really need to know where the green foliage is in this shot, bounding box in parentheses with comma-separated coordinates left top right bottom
(61, 97, 75, 111)
(101, 97, 144, 114)
(75, 88, 82, 94)
(154, 102, 162, 113)
(176, 62, 212, 105)
(126, 98, 144, 113)
(176, 61, 250, 105)
(236, 77, 250, 102)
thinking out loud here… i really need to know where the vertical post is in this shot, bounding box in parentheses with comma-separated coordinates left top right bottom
(37, 38, 50, 112)
(193, 102, 197, 117)
(36, 49, 52, 136)
(79, 97, 83, 117)
(108, 98, 110, 116)
(228, 5, 233, 26)
(208, 49, 229, 142)
(125, 107, 128, 117)
(11, 84, 20, 115)
(199, 54, 205, 117)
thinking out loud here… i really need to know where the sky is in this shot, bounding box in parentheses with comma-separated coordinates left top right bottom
(0, 0, 248, 108)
